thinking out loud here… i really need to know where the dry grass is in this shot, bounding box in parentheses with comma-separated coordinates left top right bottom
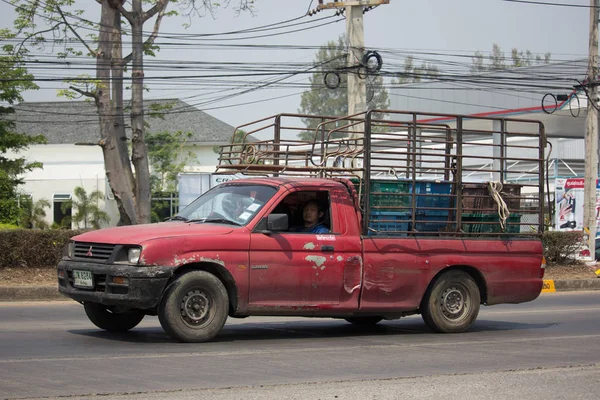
(0, 267, 56, 286)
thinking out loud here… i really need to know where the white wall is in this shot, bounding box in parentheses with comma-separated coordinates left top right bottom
(12, 143, 221, 227)
(187, 146, 220, 166)
(15, 144, 118, 227)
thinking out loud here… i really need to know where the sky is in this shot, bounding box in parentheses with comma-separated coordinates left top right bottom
(0, 0, 592, 129)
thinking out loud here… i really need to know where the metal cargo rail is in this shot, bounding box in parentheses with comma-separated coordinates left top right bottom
(217, 110, 548, 237)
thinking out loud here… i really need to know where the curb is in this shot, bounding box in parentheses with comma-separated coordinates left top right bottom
(0, 280, 599, 302)
(542, 279, 600, 293)
(0, 286, 65, 302)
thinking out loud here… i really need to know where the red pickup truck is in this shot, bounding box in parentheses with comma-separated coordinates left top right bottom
(58, 110, 547, 342)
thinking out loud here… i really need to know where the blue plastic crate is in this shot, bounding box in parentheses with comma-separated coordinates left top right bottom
(413, 210, 453, 233)
(414, 181, 453, 209)
(368, 211, 410, 235)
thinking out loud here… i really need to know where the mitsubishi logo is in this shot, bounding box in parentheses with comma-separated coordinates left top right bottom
(86, 246, 93, 257)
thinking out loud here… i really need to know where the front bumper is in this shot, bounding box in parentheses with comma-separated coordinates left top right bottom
(57, 260, 173, 310)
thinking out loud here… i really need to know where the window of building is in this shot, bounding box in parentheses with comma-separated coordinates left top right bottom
(53, 194, 72, 227)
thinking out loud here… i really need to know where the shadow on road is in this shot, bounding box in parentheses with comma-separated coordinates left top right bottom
(67, 317, 555, 344)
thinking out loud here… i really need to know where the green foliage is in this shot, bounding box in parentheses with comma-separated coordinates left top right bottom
(62, 186, 110, 229)
(0, 54, 45, 225)
(392, 55, 440, 85)
(147, 130, 194, 192)
(150, 191, 178, 223)
(213, 129, 247, 154)
(0, 184, 20, 225)
(541, 231, 584, 264)
(19, 198, 51, 229)
(0, 56, 46, 190)
(298, 35, 389, 140)
(0, 223, 18, 229)
(146, 130, 193, 221)
(471, 43, 551, 73)
(0, 229, 86, 268)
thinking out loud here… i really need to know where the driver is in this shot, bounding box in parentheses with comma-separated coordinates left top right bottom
(292, 200, 329, 234)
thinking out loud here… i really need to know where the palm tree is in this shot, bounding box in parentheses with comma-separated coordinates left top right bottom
(20, 198, 50, 229)
(62, 187, 110, 229)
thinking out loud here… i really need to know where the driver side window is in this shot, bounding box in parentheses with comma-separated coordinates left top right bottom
(270, 191, 331, 234)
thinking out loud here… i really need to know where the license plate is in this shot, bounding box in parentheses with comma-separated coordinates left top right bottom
(73, 270, 93, 289)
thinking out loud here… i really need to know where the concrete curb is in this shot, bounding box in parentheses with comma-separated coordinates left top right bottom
(548, 279, 600, 292)
(0, 286, 65, 302)
(0, 280, 599, 302)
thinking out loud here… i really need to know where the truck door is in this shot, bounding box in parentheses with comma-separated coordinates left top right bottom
(247, 188, 361, 311)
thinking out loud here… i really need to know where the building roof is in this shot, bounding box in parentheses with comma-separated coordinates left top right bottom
(10, 98, 238, 145)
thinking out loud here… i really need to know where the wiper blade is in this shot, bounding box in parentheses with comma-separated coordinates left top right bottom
(167, 215, 189, 222)
(201, 218, 241, 226)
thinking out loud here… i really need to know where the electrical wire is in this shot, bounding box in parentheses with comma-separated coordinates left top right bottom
(501, 0, 596, 7)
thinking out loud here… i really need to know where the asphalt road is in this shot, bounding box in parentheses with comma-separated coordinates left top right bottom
(1, 292, 600, 400)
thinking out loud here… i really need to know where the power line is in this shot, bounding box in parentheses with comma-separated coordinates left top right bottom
(501, 0, 595, 7)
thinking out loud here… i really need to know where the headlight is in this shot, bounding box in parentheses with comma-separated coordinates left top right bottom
(128, 248, 141, 264)
(65, 242, 74, 258)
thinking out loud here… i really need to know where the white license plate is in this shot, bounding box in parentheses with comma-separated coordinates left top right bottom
(73, 270, 93, 289)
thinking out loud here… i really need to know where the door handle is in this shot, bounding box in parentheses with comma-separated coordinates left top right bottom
(321, 245, 335, 252)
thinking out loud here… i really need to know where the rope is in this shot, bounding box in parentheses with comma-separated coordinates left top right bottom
(488, 181, 510, 232)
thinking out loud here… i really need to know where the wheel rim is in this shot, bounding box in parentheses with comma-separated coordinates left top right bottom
(440, 284, 469, 321)
(180, 289, 213, 328)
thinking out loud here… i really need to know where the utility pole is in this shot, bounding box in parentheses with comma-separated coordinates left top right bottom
(312, 0, 389, 119)
(584, 0, 599, 257)
(345, 3, 367, 119)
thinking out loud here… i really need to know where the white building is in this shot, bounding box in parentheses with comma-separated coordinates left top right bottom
(10, 98, 238, 227)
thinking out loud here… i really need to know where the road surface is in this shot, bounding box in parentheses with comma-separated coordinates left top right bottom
(1, 292, 600, 399)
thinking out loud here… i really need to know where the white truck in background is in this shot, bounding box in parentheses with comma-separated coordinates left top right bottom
(177, 172, 244, 212)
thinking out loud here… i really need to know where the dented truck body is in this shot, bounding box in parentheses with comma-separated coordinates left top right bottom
(57, 110, 547, 342)
(58, 178, 544, 340)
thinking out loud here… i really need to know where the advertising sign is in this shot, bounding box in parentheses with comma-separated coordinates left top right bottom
(555, 178, 600, 233)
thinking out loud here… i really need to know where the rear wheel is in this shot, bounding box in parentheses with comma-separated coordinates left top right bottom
(83, 302, 145, 332)
(344, 316, 383, 326)
(421, 270, 480, 333)
(158, 271, 229, 343)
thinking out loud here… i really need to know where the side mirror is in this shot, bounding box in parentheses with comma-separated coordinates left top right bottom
(268, 213, 289, 231)
(255, 213, 288, 233)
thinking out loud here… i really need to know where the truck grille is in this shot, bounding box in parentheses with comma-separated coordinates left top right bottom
(73, 242, 116, 262)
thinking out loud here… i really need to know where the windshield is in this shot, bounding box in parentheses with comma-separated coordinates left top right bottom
(175, 184, 277, 226)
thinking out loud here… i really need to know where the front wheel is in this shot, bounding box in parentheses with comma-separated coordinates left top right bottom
(83, 302, 145, 332)
(421, 270, 480, 333)
(158, 271, 229, 343)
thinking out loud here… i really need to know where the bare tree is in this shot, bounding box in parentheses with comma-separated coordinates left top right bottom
(5, 0, 254, 225)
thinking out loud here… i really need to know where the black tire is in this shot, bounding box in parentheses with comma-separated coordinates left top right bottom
(345, 316, 383, 326)
(83, 302, 145, 332)
(158, 271, 229, 343)
(421, 270, 480, 333)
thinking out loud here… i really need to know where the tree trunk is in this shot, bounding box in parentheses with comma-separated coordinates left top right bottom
(96, 0, 137, 225)
(111, 2, 135, 192)
(130, 0, 151, 224)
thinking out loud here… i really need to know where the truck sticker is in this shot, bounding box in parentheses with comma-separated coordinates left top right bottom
(239, 211, 253, 220)
(316, 235, 335, 241)
(247, 203, 260, 212)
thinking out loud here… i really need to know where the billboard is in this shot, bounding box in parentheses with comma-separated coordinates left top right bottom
(555, 178, 600, 233)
